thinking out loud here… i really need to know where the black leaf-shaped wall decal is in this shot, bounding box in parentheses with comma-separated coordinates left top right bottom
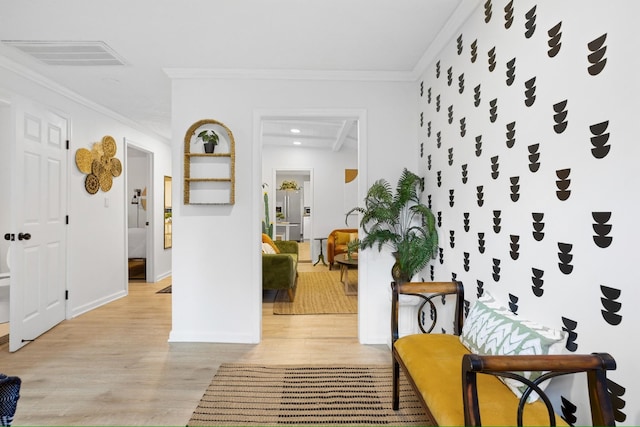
(506, 121, 516, 148)
(524, 5, 537, 39)
(504, 0, 514, 29)
(448, 105, 454, 124)
(420, 81, 424, 97)
(484, 0, 492, 23)
(459, 117, 467, 137)
(557, 242, 574, 275)
(493, 210, 502, 233)
(492, 258, 501, 281)
(600, 285, 622, 326)
(439, 247, 444, 264)
(420, 142, 424, 158)
(427, 87, 432, 104)
(548, 22, 562, 57)
(437, 211, 442, 227)
(562, 317, 578, 352)
(448, 147, 454, 166)
(447, 66, 453, 86)
(436, 60, 441, 78)
(528, 143, 541, 172)
(478, 233, 486, 254)
(430, 265, 435, 281)
(449, 189, 455, 207)
(449, 230, 455, 248)
(474, 84, 482, 107)
(470, 39, 478, 63)
(476, 280, 484, 298)
(463, 212, 470, 232)
(457, 34, 463, 55)
(531, 268, 544, 297)
(437, 171, 442, 187)
(437, 131, 442, 148)
(461, 164, 469, 184)
(487, 46, 496, 72)
(420, 111, 424, 127)
(510, 176, 520, 202)
(556, 168, 571, 201)
(427, 194, 432, 209)
(490, 155, 499, 179)
(532, 212, 545, 241)
(553, 100, 569, 133)
(463, 252, 470, 272)
(506, 57, 516, 86)
(607, 378, 628, 422)
(510, 234, 520, 260)
(587, 33, 607, 76)
(427, 154, 432, 171)
(489, 98, 498, 122)
(476, 186, 484, 207)
(524, 77, 537, 107)
(427, 121, 431, 137)
(560, 396, 577, 425)
(436, 94, 441, 112)
(590, 120, 611, 159)
(592, 211, 613, 248)
(475, 135, 483, 157)
(458, 73, 465, 94)
(508, 293, 519, 314)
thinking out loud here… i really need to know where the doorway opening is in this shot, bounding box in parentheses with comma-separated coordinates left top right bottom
(259, 111, 362, 341)
(125, 143, 153, 282)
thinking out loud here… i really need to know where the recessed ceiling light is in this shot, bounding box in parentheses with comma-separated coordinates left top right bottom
(290, 128, 301, 134)
(293, 141, 302, 145)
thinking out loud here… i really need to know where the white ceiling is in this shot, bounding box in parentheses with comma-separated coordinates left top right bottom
(0, 0, 472, 146)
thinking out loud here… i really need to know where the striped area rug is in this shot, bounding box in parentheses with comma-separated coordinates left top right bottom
(187, 364, 432, 426)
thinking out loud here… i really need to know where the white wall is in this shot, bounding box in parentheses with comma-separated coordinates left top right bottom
(169, 76, 416, 344)
(0, 60, 172, 320)
(418, 1, 638, 424)
(0, 102, 10, 273)
(263, 145, 357, 260)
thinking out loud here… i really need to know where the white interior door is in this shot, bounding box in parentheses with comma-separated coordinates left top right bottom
(9, 97, 68, 352)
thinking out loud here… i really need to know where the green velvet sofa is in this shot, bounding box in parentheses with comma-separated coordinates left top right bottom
(262, 240, 298, 301)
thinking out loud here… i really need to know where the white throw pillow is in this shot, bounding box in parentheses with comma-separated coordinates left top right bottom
(460, 292, 567, 402)
(262, 242, 276, 254)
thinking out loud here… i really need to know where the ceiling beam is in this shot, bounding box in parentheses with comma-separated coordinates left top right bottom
(332, 120, 356, 152)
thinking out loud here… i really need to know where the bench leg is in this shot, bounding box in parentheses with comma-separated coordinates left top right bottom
(287, 288, 295, 302)
(392, 357, 400, 410)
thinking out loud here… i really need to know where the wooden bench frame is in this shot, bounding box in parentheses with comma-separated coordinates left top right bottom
(391, 280, 617, 426)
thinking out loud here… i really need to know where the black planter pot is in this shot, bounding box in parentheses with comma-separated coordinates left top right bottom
(203, 142, 216, 153)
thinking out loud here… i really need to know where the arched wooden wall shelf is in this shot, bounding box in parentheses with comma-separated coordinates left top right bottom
(183, 119, 236, 205)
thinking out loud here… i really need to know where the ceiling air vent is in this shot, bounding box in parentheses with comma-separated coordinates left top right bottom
(1, 40, 127, 66)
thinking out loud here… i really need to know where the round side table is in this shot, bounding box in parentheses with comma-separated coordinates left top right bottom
(313, 237, 328, 266)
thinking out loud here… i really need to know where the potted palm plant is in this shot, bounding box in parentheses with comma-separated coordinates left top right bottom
(346, 168, 438, 283)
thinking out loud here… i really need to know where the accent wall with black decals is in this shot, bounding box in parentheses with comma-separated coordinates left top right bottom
(417, 1, 637, 424)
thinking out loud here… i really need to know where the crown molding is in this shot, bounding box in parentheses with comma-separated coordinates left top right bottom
(411, 0, 483, 79)
(0, 55, 170, 144)
(164, 67, 415, 82)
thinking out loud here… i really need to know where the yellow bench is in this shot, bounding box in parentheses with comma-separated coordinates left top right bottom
(391, 281, 617, 426)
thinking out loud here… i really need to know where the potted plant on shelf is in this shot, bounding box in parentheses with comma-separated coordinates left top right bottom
(196, 129, 219, 153)
(346, 168, 438, 283)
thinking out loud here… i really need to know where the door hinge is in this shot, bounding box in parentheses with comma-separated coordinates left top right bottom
(66, 140, 70, 150)
(65, 290, 69, 300)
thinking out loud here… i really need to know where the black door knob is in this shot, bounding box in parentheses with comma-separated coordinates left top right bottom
(18, 233, 31, 241)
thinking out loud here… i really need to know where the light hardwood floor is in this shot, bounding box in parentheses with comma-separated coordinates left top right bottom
(0, 251, 388, 426)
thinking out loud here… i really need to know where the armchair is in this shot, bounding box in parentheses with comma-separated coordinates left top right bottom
(327, 229, 358, 270)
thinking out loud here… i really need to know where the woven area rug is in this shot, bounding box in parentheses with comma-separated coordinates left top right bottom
(273, 271, 357, 315)
(187, 364, 432, 426)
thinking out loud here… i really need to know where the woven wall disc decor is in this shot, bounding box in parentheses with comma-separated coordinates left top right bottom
(76, 135, 121, 194)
